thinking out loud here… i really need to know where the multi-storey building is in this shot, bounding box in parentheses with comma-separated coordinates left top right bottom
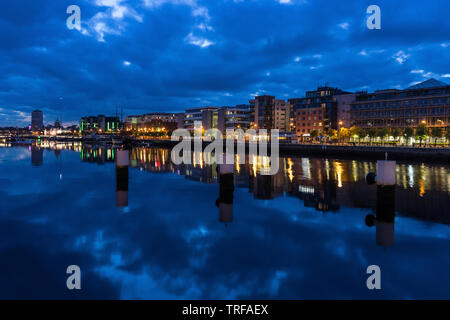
(175, 113, 185, 129)
(285, 102, 296, 133)
(248, 99, 256, 129)
(350, 79, 450, 129)
(254, 95, 289, 131)
(218, 105, 252, 132)
(125, 113, 179, 133)
(274, 100, 288, 131)
(125, 115, 145, 131)
(184, 107, 218, 132)
(334, 93, 356, 129)
(80, 115, 120, 134)
(31, 110, 44, 132)
(290, 87, 347, 140)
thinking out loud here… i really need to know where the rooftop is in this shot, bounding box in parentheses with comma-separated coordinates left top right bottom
(407, 78, 448, 90)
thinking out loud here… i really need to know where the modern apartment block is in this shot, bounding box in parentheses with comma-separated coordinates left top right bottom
(334, 93, 356, 129)
(254, 95, 289, 131)
(184, 107, 218, 131)
(248, 99, 256, 128)
(125, 113, 179, 132)
(80, 115, 120, 134)
(175, 113, 185, 129)
(217, 105, 252, 132)
(289, 87, 347, 140)
(350, 79, 450, 129)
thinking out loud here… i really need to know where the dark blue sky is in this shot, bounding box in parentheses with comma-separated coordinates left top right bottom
(0, 0, 449, 126)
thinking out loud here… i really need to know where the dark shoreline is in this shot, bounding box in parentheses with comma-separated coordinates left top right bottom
(149, 140, 450, 163)
(4, 137, 450, 163)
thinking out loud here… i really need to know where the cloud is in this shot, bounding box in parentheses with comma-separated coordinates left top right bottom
(338, 22, 349, 30)
(184, 32, 214, 48)
(358, 50, 367, 56)
(82, 1, 143, 42)
(0, 0, 449, 126)
(393, 50, 410, 64)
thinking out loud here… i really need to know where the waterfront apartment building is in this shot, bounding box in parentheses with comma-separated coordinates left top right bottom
(350, 79, 450, 129)
(289, 87, 347, 140)
(125, 113, 179, 133)
(175, 113, 185, 129)
(254, 95, 289, 131)
(285, 102, 296, 133)
(80, 115, 120, 134)
(334, 93, 356, 129)
(217, 105, 252, 132)
(248, 99, 256, 128)
(31, 110, 44, 132)
(125, 115, 145, 130)
(184, 107, 218, 131)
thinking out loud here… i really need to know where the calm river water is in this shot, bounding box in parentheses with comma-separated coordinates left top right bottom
(0, 144, 449, 299)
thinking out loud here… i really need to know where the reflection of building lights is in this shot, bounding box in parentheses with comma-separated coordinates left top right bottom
(408, 165, 414, 188)
(351, 160, 358, 182)
(287, 158, 294, 182)
(335, 162, 343, 188)
(251, 155, 257, 176)
(299, 185, 315, 194)
(419, 179, 425, 197)
(301, 158, 311, 180)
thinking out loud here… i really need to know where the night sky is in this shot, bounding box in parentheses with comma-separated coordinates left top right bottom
(0, 0, 449, 126)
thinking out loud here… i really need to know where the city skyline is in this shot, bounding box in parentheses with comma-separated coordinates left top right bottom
(3, 77, 449, 130)
(1, 0, 449, 127)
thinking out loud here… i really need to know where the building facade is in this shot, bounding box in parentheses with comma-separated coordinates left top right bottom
(80, 115, 120, 134)
(184, 107, 218, 132)
(175, 113, 185, 129)
(125, 113, 179, 133)
(31, 110, 44, 132)
(350, 79, 450, 129)
(217, 105, 252, 132)
(290, 87, 346, 140)
(334, 93, 356, 129)
(254, 95, 289, 131)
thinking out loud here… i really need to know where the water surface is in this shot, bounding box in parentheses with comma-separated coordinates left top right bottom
(0, 144, 449, 299)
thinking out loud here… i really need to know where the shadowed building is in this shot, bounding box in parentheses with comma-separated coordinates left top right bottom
(334, 93, 356, 129)
(254, 95, 289, 131)
(31, 110, 44, 132)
